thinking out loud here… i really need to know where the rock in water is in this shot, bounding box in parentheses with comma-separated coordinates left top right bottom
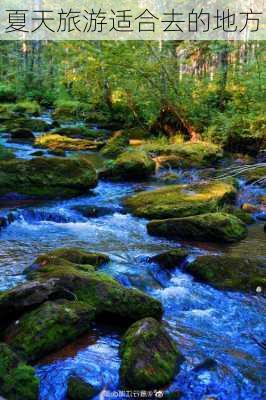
(147, 213, 248, 243)
(186, 255, 266, 292)
(4, 300, 96, 362)
(124, 181, 237, 219)
(0, 343, 39, 400)
(120, 317, 184, 389)
(10, 128, 34, 140)
(151, 249, 189, 269)
(103, 150, 155, 181)
(67, 376, 98, 400)
(0, 157, 97, 199)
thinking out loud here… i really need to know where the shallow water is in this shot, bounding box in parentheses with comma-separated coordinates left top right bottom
(0, 115, 265, 400)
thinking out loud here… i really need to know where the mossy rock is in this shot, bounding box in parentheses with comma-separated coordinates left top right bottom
(147, 213, 248, 243)
(35, 134, 104, 151)
(140, 140, 223, 168)
(67, 376, 97, 400)
(124, 181, 237, 220)
(0, 343, 39, 400)
(52, 100, 89, 121)
(12, 118, 50, 132)
(104, 150, 155, 181)
(100, 132, 129, 158)
(0, 157, 97, 199)
(120, 318, 184, 389)
(34, 247, 109, 268)
(151, 249, 189, 269)
(52, 127, 107, 141)
(4, 300, 96, 362)
(223, 205, 255, 225)
(10, 128, 34, 140)
(186, 255, 266, 292)
(13, 101, 41, 116)
(27, 257, 163, 325)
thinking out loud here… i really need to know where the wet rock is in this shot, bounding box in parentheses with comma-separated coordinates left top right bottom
(26, 254, 163, 325)
(100, 132, 129, 158)
(147, 213, 247, 243)
(67, 376, 98, 400)
(0, 213, 15, 231)
(30, 150, 45, 157)
(0, 157, 97, 199)
(241, 203, 259, 213)
(48, 149, 66, 157)
(10, 128, 35, 140)
(223, 205, 254, 224)
(151, 249, 189, 269)
(120, 317, 184, 389)
(193, 358, 218, 372)
(4, 300, 96, 362)
(186, 255, 266, 292)
(0, 343, 39, 400)
(0, 279, 72, 327)
(240, 166, 266, 186)
(103, 150, 155, 181)
(74, 205, 114, 218)
(124, 181, 237, 220)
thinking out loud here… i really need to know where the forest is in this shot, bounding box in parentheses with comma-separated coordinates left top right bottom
(0, 40, 265, 400)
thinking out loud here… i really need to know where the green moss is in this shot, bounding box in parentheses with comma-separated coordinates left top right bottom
(0, 145, 15, 160)
(148, 212, 248, 243)
(186, 255, 266, 292)
(104, 150, 155, 181)
(101, 133, 129, 158)
(52, 126, 107, 141)
(5, 300, 95, 362)
(120, 318, 183, 389)
(67, 376, 97, 400)
(1, 117, 50, 133)
(35, 134, 104, 151)
(0, 343, 39, 400)
(0, 157, 97, 199)
(223, 205, 255, 224)
(0, 85, 17, 103)
(53, 100, 87, 121)
(124, 181, 237, 220)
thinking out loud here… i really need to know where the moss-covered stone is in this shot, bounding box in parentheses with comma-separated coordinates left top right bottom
(9, 118, 50, 132)
(0, 145, 14, 161)
(4, 300, 95, 362)
(104, 150, 155, 181)
(151, 249, 189, 269)
(140, 140, 223, 168)
(0, 157, 97, 199)
(120, 318, 183, 390)
(52, 127, 107, 141)
(13, 101, 41, 116)
(10, 128, 34, 140)
(186, 255, 266, 292)
(148, 213, 248, 243)
(34, 247, 109, 268)
(67, 376, 97, 400)
(0, 343, 39, 400)
(35, 134, 104, 151)
(223, 205, 255, 224)
(27, 257, 163, 324)
(124, 181, 237, 220)
(100, 132, 129, 158)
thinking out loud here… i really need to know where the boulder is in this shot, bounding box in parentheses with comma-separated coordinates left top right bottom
(223, 205, 255, 224)
(120, 318, 183, 389)
(151, 249, 189, 269)
(52, 127, 107, 141)
(0, 343, 39, 400)
(103, 150, 156, 181)
(67, 376, 98, 400)
(0, 279, 71, 328)
(124, 181, 237, 220)
(4, 300, 95, 362)
(10, 128, 34, 140)
(30, 150, 45, 157)
(241, 203, 259, 213)
(0, 157, 97, 199)
(74, 205, 114, 218)
(35, 134, 104, 151)
(186, 255, 266, 291)
(147, 213, 248, 243)
(26, 255, 163, 324)
(4, 118, 51, 133)
(100, 132, 129, 158)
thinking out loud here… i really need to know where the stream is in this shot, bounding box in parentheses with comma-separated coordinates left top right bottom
(0, 112, 265, 400)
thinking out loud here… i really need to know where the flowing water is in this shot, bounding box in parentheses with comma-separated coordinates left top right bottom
(0, 114, 265, 400)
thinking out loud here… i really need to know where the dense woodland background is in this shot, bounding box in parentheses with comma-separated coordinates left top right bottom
(0, 41, 265, 154)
